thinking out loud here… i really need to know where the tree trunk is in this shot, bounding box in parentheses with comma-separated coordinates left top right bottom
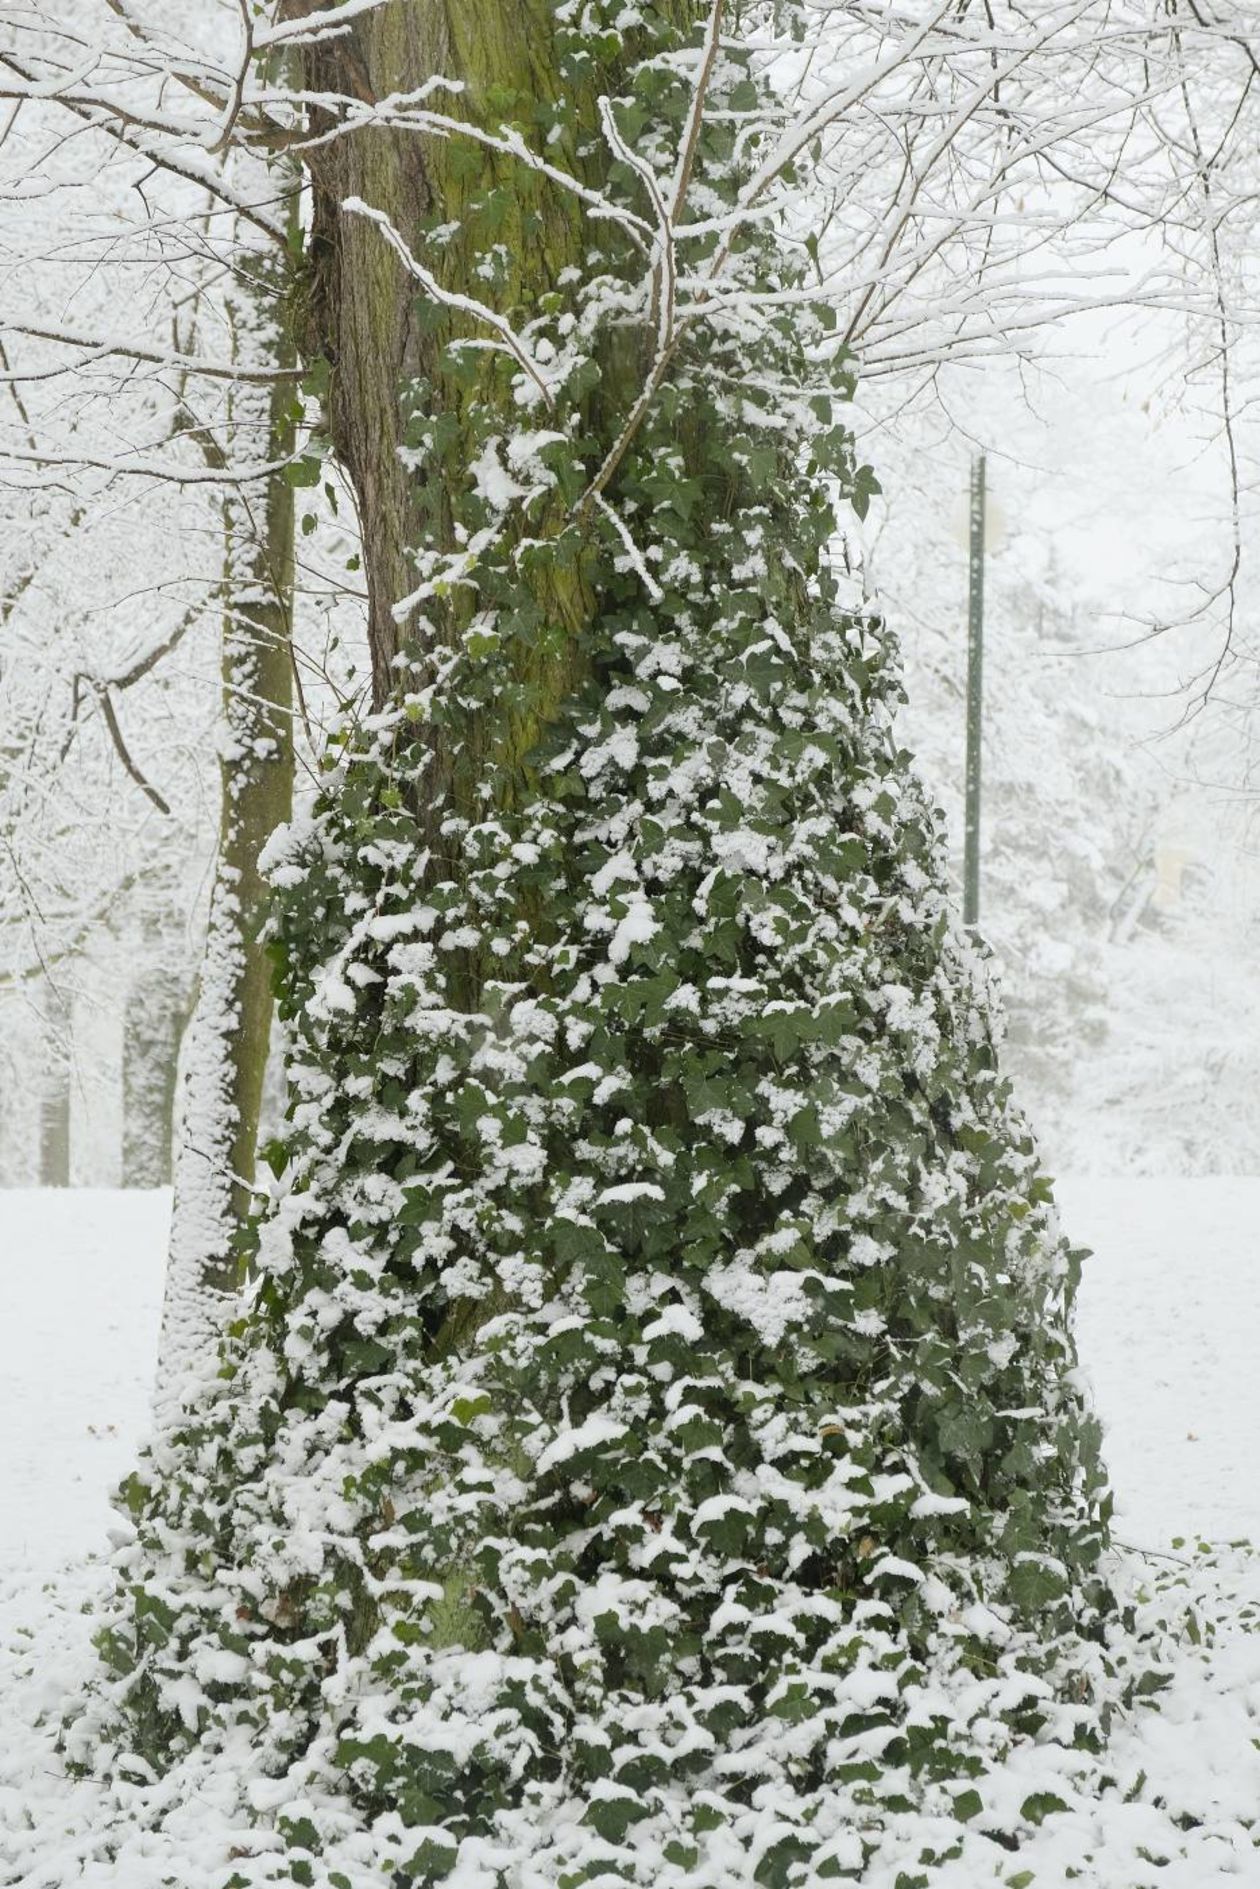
(121, 963, 186, 1188)
(296, 0, 603, 722)
(99, 14, 1113, 1876)
(155, 261, 297, 1406)
(297, 1, 442, 709)
(38, 1085, 70, 1186)
(37, 978, 71, 1186)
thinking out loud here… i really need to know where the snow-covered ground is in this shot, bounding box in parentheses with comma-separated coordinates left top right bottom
(1065, 1174, 1260, 1552)
(0, 1190, 167, 1576)
(1, 1181, 1259, 1885)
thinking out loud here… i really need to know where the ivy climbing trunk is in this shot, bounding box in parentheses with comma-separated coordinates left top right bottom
(155, 264, 297, 1410)
(90, 9, 1115, 1881)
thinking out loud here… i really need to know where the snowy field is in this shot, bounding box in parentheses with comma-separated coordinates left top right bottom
(2, 1182, 1260, 1885)
(0, 1191, 167, 1577)
(1065, 1175, 1260, 1552)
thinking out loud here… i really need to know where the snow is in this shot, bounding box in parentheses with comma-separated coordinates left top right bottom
(468, 437, 531, 509)
(704, 1253, 811, 1347)
(607, 896, 659, 965)
(535, 1415, 631, 1475)
(2, 1178, 1260, 1883)
(0, 1189, 166, 1576)
(1063, 1175, 1260, 1551)
(594, 1181, 664, 1206)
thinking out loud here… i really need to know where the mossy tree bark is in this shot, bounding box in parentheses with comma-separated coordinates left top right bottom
(211, 338, 298, 1252)
(294, 0, 446, 710)
(290, 0, 650, 745)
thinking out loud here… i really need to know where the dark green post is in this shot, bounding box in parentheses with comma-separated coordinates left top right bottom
(963, 454, 985, 928)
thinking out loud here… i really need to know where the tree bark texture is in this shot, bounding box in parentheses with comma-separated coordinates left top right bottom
(293, 0, 631, 747)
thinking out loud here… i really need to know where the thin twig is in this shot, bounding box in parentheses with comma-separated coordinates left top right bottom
(96, 687, 172, 815)
(0, 322, 302, 385)
(214, 0, 254, 155)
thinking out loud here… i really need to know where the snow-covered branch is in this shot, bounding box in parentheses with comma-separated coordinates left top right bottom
(0, 322, 301, 385)
(341, 196, 557, 406)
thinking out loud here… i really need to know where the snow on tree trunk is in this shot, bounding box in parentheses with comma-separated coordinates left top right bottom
(154, 259, 296, 1413)
(83, 7, 1115, 1881)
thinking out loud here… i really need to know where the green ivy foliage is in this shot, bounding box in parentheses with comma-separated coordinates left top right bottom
(78, 3, 1113, 1883)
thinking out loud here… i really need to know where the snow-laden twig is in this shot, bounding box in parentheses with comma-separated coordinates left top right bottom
(213, 0, 254, 155)
(281, 88, 652, 248)
(666, 0, 724, 220)
(342, 197, 556, 406)
(254, 0, 397, 52)
(594, 494, 663, 603)
(597, 94, 675, 353)
(100, 0, 236, 117)
(737, 1, 962, 210)
(0, 48, 285, 241)
(96, 685, 171, 815)
(0, 444, 302, 486)
(578, 11, 725, 512)
(0, 322, 301, 385)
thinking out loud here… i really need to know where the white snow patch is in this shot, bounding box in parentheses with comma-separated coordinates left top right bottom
(704, 1254, 811, 1347)
(535, 1416, 628, 1476)
(595, 1182, 665, 1207)
(608, 896, 658, 965)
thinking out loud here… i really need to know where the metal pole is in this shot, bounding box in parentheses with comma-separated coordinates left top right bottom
(963, 454, 985, 929)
